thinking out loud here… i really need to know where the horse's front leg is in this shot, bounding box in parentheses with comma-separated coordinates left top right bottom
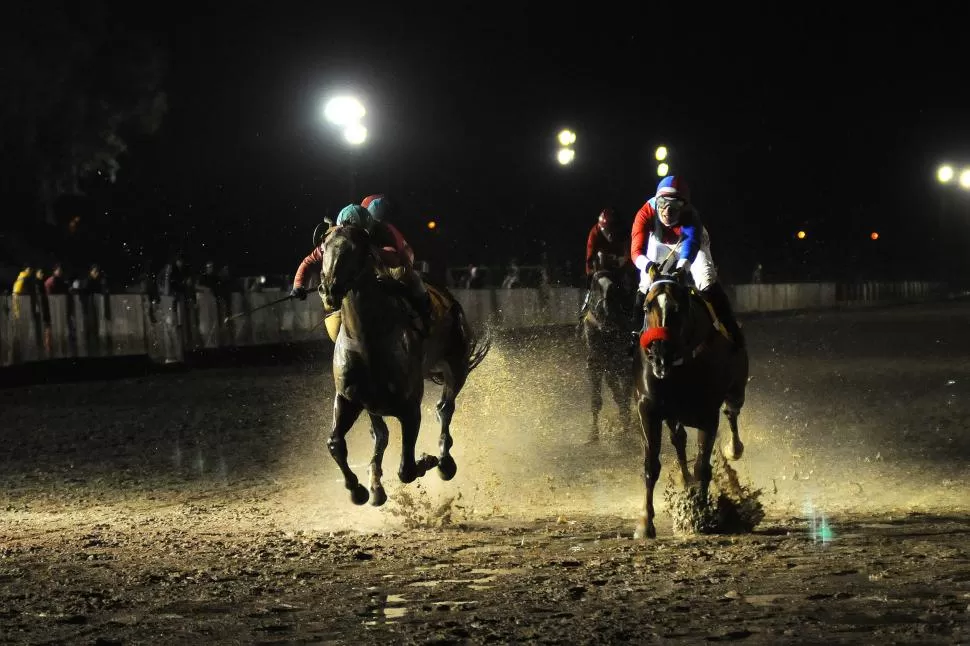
(721, 405, 744, 461)
(635, 398, 662, 539)
(435, 386, 458, 481)
(397, 402, 438, 484)
(606, 364, 633, 433)
(367, 414, 390, 506)
(328, 394, 368, 505)
(667, 420, 693, 488)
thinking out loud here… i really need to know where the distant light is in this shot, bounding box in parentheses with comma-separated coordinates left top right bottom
(938, 164, 955, 184)
(796, 230, 807, 240)
(557, 148, 575, 165)
(655, 146, 668, 161)
(343, 124, 367, 145)
(870, 231, 879, 241)
(960, 169, 970, 189)
(427, 220, 437, 230)
(656, 162, 669, 177)
(324, 96, 366, 126)
(557, 129, 576, 146)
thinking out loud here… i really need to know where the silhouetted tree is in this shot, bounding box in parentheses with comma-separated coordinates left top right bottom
(0, 2, 167, 224)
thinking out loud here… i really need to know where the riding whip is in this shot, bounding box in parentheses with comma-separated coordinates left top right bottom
(223, 293, 294, 324)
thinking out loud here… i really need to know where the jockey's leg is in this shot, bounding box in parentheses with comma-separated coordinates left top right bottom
(402, 269, 433, 335)
(700, 282, 744, 350)
(629, 288, 647, 354)
(691, 230, 744, 351)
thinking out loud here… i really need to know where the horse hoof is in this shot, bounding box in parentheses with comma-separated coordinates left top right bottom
(417, 453, 440, 474)
(634, 520, 657, 540)
(350, 484, 369, 505)
(438, 455, 457, 481)
(723, 441, 744, 461)
(370, 486, 387, 507)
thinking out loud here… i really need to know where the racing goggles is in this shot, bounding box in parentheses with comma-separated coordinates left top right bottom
(656, 195, 686, 212)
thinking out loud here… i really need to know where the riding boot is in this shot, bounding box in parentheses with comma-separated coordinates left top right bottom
(578, 289, 591, 320)
(701, 282, 745, 350)
(629, 290, 646, 355)
(409, 277, 434, 337)
(416, 292, 433, 337)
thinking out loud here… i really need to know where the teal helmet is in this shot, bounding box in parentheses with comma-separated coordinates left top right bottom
(335, 203, 372, 229)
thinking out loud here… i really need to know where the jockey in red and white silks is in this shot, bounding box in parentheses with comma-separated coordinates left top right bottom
(630, 175, 744, 350)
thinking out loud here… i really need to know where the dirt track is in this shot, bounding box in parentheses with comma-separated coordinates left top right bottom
(2, 302, 969, 644)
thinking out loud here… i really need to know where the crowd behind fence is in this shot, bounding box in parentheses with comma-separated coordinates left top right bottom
(0, 280, 949, 368)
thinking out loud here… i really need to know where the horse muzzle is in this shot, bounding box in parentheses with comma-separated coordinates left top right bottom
(322, 284, 344, 311)
(646, 340, 676, 380)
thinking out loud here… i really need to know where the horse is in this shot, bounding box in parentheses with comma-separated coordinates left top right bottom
(580, 252, 635, 442)
(633, 265, 748, 538)
(320, 224, 491, 506)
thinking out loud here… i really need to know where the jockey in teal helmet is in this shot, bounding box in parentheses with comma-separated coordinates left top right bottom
(292, 199, 432, 336)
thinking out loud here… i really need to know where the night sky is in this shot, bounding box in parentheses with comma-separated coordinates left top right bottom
(10, 3, 970, 284)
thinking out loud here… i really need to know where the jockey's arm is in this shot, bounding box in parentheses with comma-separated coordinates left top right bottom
(293, 247, 322, 289)
(381, 222, 415, 267)
(631, 201, 656, 271)
(676, 209, 704, 269)
(585, 225, 598, 275)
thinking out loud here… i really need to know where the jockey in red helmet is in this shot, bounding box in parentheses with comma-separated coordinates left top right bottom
(579, 208, 631, 318)
(629, 175, 744, 350)
(585, 208, 628, 276)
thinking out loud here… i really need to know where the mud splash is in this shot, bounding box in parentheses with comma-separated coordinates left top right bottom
(664, 452, 766, 535)
(384, 484, 469, 529)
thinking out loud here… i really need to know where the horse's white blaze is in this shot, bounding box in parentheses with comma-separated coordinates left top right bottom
(657, 293, 668, 327)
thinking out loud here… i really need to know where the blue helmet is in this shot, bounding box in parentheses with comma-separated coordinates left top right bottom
(362, 194, 391, 222)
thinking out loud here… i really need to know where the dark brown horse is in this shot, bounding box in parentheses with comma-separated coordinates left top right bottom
(320, 225, 490, 506)
(633, 266, 748, 538)
(580, 255, 635, 442)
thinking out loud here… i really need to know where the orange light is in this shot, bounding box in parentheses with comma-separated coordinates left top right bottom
(870, 231, 879, 241)
(796, 230, 806, 240)
(427, 220, 437, 230)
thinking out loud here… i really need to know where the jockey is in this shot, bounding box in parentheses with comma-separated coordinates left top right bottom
(290, 197, 432, 335)
(630, 175, 744, 350)
(580, 208, 629, 317)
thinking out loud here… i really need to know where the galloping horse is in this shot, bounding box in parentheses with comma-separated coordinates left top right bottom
(320, 224, 490, 506)
(580, 252, 634, 442)
(633, 265, 748, 538)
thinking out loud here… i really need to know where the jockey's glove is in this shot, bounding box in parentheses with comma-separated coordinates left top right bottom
(290, 286, 308, 301)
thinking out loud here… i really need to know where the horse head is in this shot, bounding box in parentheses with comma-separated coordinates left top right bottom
(588, 269, 625, 326)
(640, 268, 692, 380)
(320, 225, 373, 310)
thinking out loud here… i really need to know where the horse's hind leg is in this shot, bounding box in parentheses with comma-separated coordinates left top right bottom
(328, 394, 368, 505)
(694, 419, 719, 503)
(367, 414, 390, 506)
(435, 383, 459, 481)
(723, 350, 748, 461)
(587, 360, 603, 443)
(397, 402, 438, 484)
(668, 420, 693, 487)
(722, 406, 744, 461)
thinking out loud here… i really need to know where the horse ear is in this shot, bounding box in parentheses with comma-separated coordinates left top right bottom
(648, 264, 659, 282)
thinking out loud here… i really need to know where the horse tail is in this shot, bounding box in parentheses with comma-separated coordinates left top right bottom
(456, 300, 491, 374)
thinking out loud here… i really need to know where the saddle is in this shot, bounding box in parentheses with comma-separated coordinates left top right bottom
(322, 279, 452, 343)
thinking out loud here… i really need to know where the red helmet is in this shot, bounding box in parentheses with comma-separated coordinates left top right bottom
(597, 208, 614, 229)
(361, 194, 383, 209)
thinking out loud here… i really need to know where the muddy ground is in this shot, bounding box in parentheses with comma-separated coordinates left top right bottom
(1, 301, 969, 644)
